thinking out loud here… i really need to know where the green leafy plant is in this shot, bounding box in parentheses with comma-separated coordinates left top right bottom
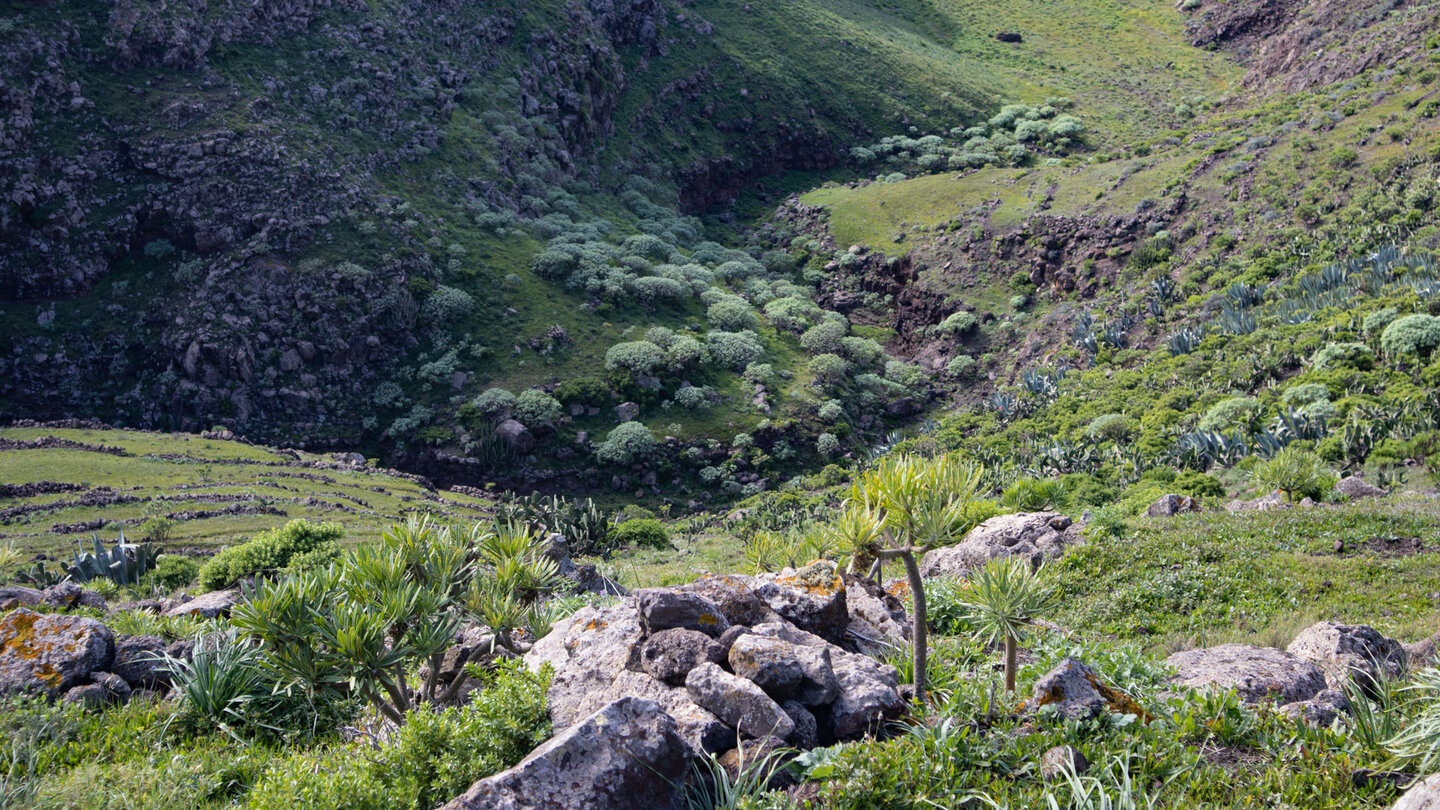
(613, 518, 670, 549)
(1249, 446, 1333, 502)
(63, 532, 162, 586)
(197, 520, 344, 591)
(955, 556, 1060, 693)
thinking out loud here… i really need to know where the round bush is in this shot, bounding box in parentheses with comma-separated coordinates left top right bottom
(1380, 314, 1440, 360)
(605, 341, 666, 375)
(946, 355, 977, 378)
(1312, 342, 1374, 370)
(939, 311, 978, 335)
(817, 432, 840, 457)
(708, 299, 758, 331)
(596, 422, 656, 465)
(613, 518, 670, 549)
(809, 353, 849, 384)
(473, 388, 517, 418)
(1363, 307, 1398, 336)
(800, 321, 847, 355)
(513, 389, 563, 426)
(420, 286, 475, 327)
(1198, 396, 1262, 432)
(1085, 413, 1134, 443)
(705, 330, 766, 370)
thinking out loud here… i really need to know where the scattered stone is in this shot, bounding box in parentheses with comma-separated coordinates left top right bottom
(41, 582, 107, 611)
(1146, 494, 1201, 517)
(641, 628, 726, 685)
(920, 512, 1079, 578)
(1040, 745, 1090, 780)
(996, 31, 1023, 43)
(1166, 644, 1327, 705)
(0, 587, 44, 608)
(1030, 657, 1148, 720)
(438, 697, 689, 810)
(830, 654, 904, 740)
(163, 589, 239, 619)
(1286, 621, 1406, 693)
(0, 609, 115, 699)
(1225, 491, 1291, 512)
(686, 662, 795, 740)
(614, 402, 640, 422)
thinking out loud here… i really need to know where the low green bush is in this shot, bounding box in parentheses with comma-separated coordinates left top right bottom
(144, 555, 199, 591)
(613, 518, 670, 549)
(197, 520, 344, 591)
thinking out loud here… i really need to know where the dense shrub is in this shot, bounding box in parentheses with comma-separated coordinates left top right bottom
(817, 432, 841, 456)
(810, 353, 850, 384)
(513, 390, 563, 426)
(1085, 413, 1134, 443)
(1198, 396, 1262, 432)
(596, 422, 656, 465)
(707, 299, 757, 331)
(665, 335, 708, 370)
(473, 388, 517, 418)
(419, 285, 474, 327)
(605, 340, 666, 375)
(247, 661, 550, 810)
(612, 518, 670, 549)
(1312, 342, 1374, 370)
(1251, 446, 1334, 502)
(939, 311, 978, 335)
(1363, 307, 1399, 335)
(800, 321, 847, 355)
(673, 385, 715, 409)
(946, 355, 977, 378)
(1381, 314, 1440, 359)
(839, 336, 885, 367)
(705, 330, 766, 370)
(554, 377, 609, 405)
(197, 520, 344, 591)
(145, 555, 199, 591)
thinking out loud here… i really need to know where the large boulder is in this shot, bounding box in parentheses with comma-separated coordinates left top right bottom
(686, 662, 795, 741)
(495, 419, 535, 455)
(1335, 476, 1387, 500)
(637, 589, 730, 638)
(438, 697, 689, 810)
(1395, 774, 1440, 810)
(164, 589, 239, 619)
(607, 669, 736, 755)
(1286, 621, 1406, 692)
(41, 582, 107, 611)
(0, 609, 115, 699)
(1166, 644, 1327, 705)
(920, 513, 1077, 578)
(1030, 658, 1148, 720)
(526, 603, 645, 728)
(0, 587, 44, 610)
(641, 628, 726, 685)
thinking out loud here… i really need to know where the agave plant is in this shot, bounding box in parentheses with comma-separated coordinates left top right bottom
(64, 531, 162, 586)
(1165, 326, 1204, 356)
(1217, 306, 1258, 335)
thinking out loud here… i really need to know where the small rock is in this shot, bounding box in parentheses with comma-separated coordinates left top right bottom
(686, 662, 795, 740)
(1031, 657, 1147, 720)
(1280, 688, 1351, 727)
(1286, 621, 1406, 694)
(1040, 745, 1090, 780)
(637, 589, 730, 638)
(1335, 476, 1387, 500)
(728, 634, 804, 698)
(640, 628, 725, 685)
(163, 589, 239, 619)
(615, 402, 641, 422)
(1146, 494, 1201, 517)
(112, 635, 172, 689)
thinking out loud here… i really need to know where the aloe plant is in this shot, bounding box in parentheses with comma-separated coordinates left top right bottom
(63, 531, 163, 586)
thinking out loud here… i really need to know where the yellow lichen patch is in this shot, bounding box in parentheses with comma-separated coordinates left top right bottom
(582, 618, 609, 632)
(778, 562, 846, 596)
(1085, 672, 1153, 723)
(697, 613, 720, 627)
(0, 610, 71, 688)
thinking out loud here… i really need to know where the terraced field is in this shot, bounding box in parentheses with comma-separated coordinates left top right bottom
(0, 424, 495, 559)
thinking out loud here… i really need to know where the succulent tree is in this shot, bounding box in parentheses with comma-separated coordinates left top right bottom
(956, 556, 1060, 693)
(842, 454, 985, 702)
(230, 515, 562, 725)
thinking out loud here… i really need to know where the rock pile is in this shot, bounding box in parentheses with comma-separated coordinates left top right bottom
(0, 608, 190, 707)
(919, 512, 1081, 578)
(525, 562, 910, 761)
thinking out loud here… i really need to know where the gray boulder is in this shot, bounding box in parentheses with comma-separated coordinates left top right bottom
(495, 419, 535, 454)
(1166, 644, 1327, 705)
(1286, 621, 1406, 692)
(526, 603, 645, 728)
(608, 669, 736, 755)
(686, 663, 795, 740)
(62, 671, 131, 708)
(920, 512, 1077, 578)
(0, 587, 44, 609)
(842, 574, 910, 657)
(41, 582, 108, 611)
(641, 628, 725, 685)
(0, 608, 115, 699)
(830, 653, 904, 740)
(164, 589, 239, 619)
(438, 697, 689, 810)
(728, 634, 803, 698)
(1395, 773, 1440, 810)
(637, 589, 730, 638)
(1335, 476, 1387, 500)
(680, 575, 774, 626)
(1146, 494, 1201, 517)
(780, 700, 820, 749)
(793, 643, 840, 707)
(1040, 745, 1090, 780)
(112, 635, 172, 689)
(1031, 657, 1146, 720)
(1280, 688, 1351, 727)
(1226, 491, 1291, 512)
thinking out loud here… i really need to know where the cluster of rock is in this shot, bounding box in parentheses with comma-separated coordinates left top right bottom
(0, 608, 190, 708)
(526, 562, 910, 758)
(919, 511, 1080, 578)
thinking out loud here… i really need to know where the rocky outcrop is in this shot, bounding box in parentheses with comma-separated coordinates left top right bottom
(920, 513, 1080, 578)
(1286, 621, 1406, 693)
(1146, 494, 1201, 517)
(1394, 773, 1440, 810)
(0, 609, 115, 699)
(438, 697, 689, 810)
(526, 566, 907, 759)
(1166, 644, 1327, 705)
(1335, 476, 1387, 500)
